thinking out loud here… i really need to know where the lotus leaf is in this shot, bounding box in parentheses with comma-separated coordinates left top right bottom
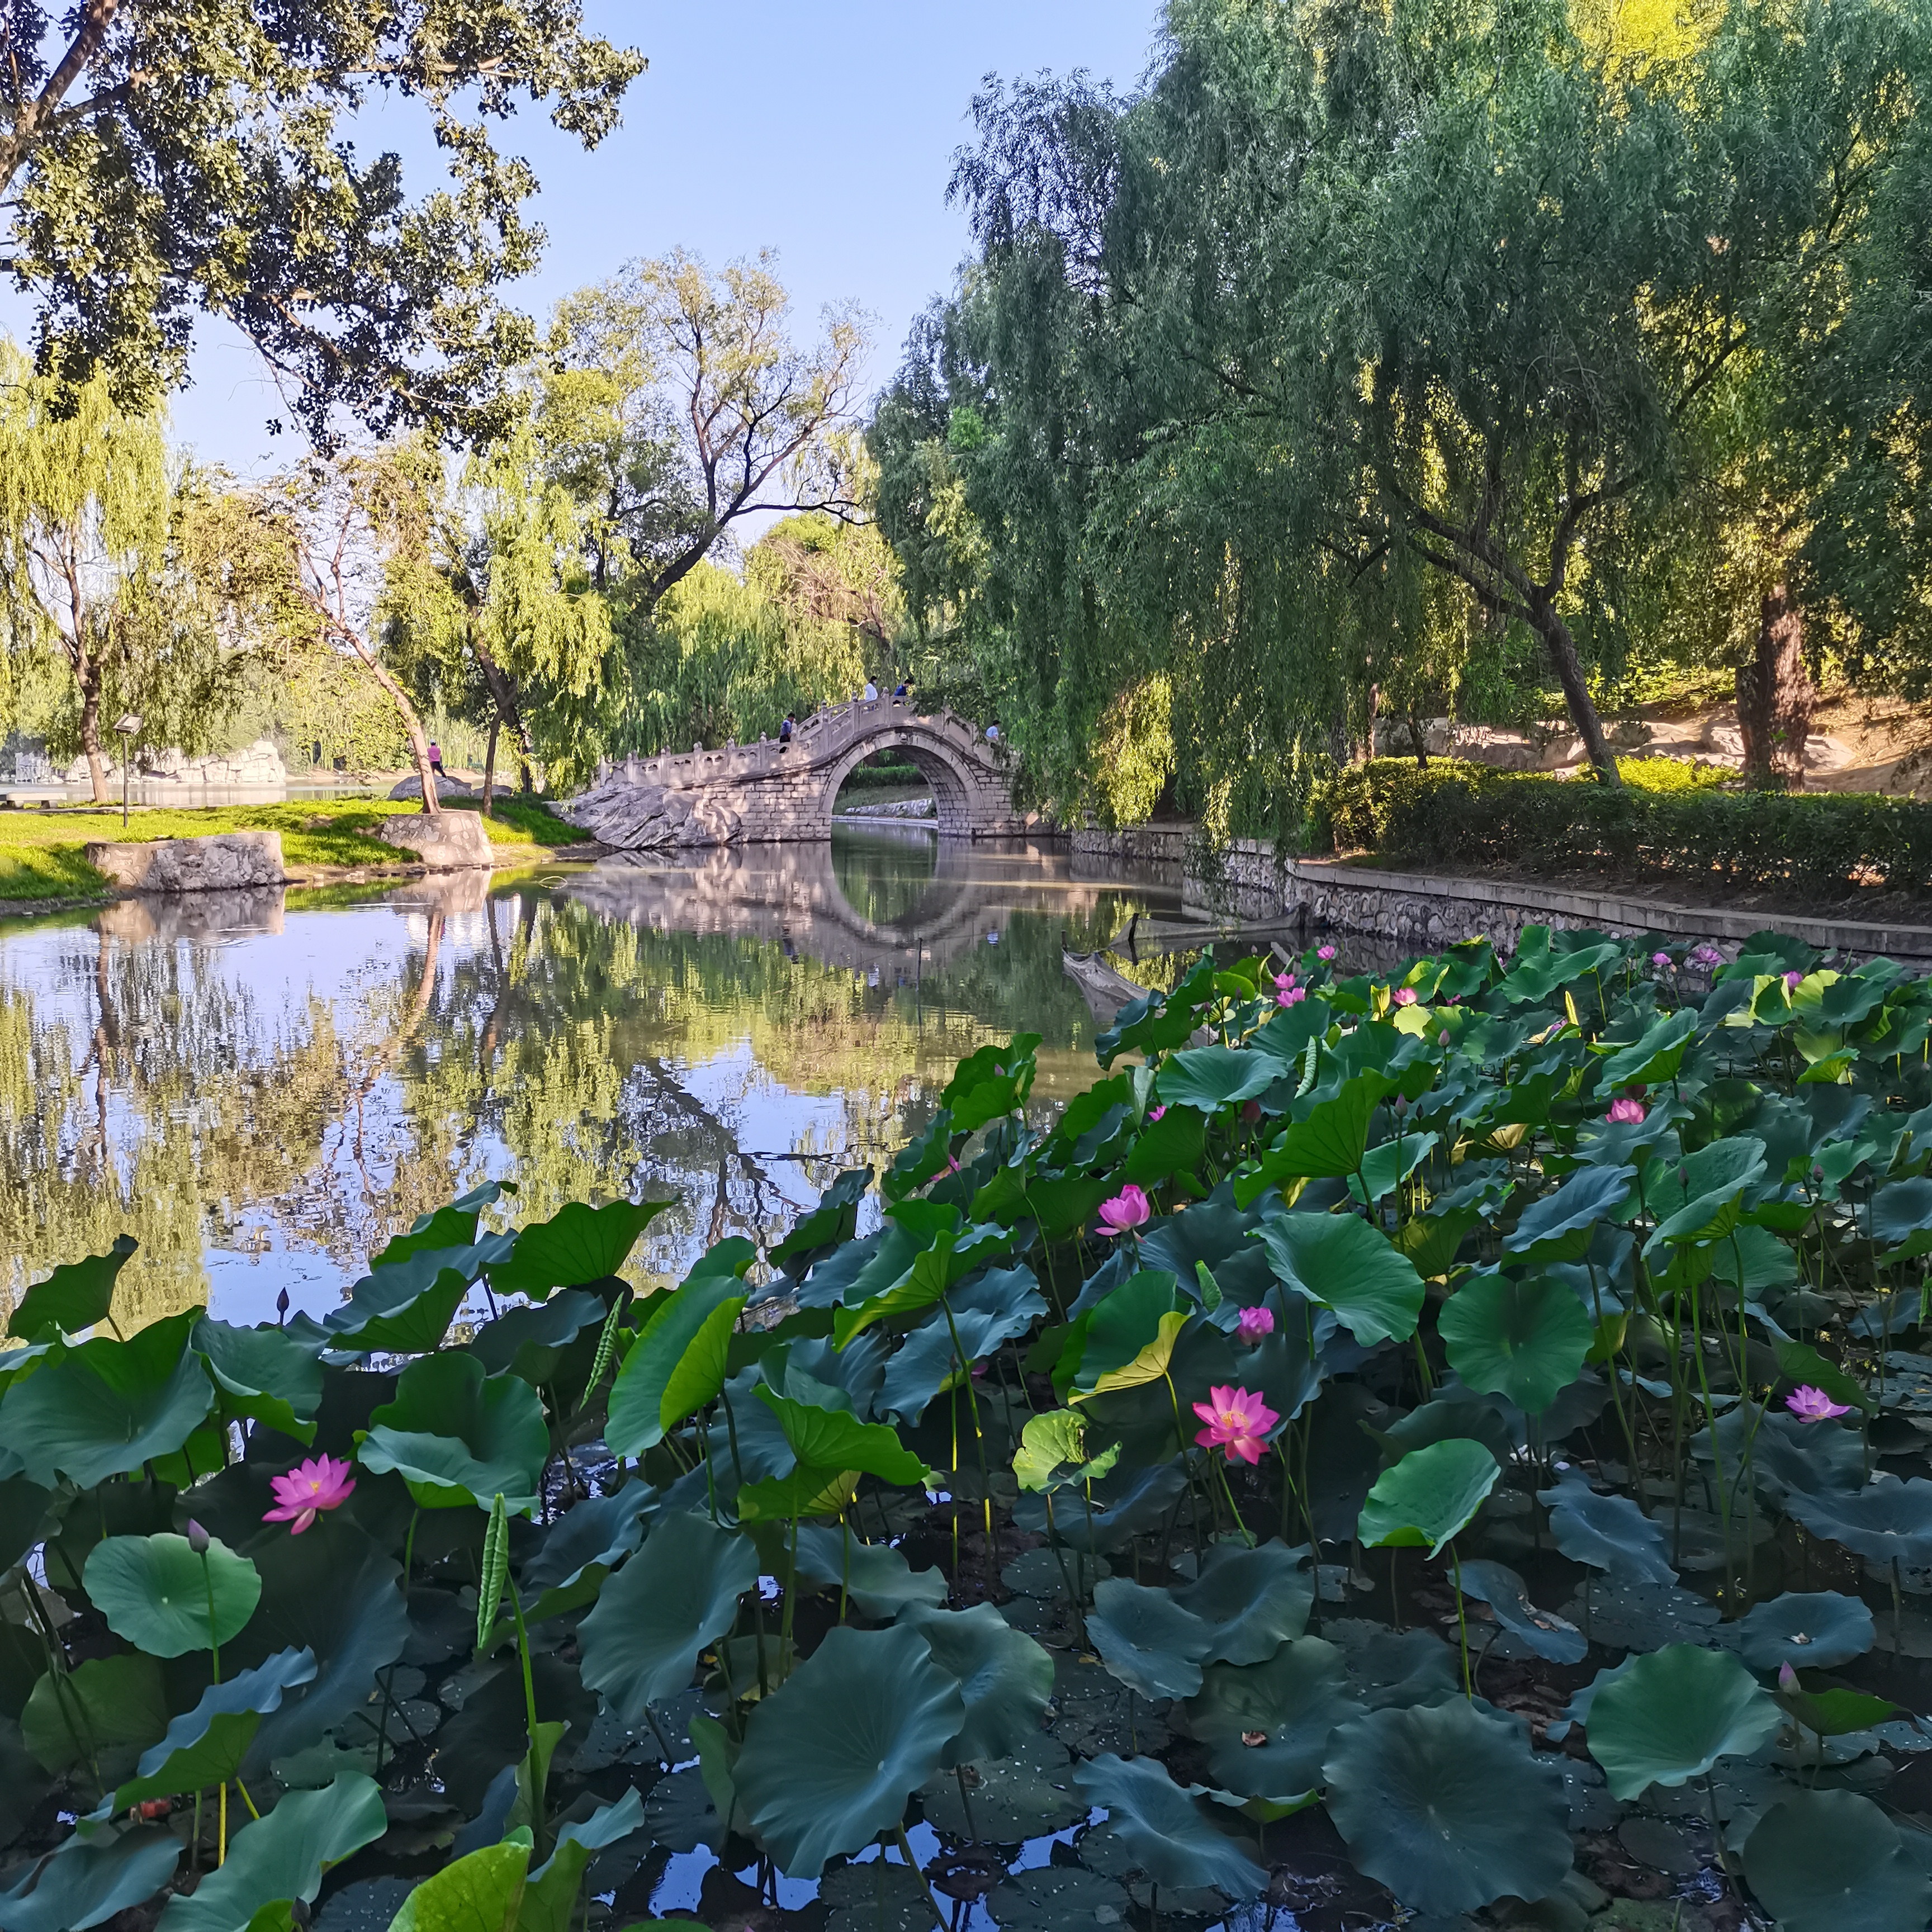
(877, 1267, 1045, 1422)
(1087, 1576, 1214, 1700)
(368, 1182, 504, 1269)
(751, 1386, 932, 1487)
(159, 1772, 387, 1931)
(21, 1651, 167, 1774)
(1439, 1273, 1593, 1413)
(768, 1168, 870, 1276)
(1323, 1699, 1572, 1915)
(519, 1481, 657, 1593)
(5, 1235, 138, 1343)
(1185, 1634, 1349, 1799)
(792, 1523, 947, 1617)
(1348, 1130, 1438, 1205)
(1235, 1071, 1396, 1204)
(1171, 1538, 1313, 1664)
(984, 1865, 1133, 1932)
(1539, 1471, 1677, 1584)
(1358, 1438, 1499, 1557)
(1154, 1044, 1279, 1111)
(1585, 1645, 1779, 1797)
(464, 1288, 608, 1386)
(577, 1510, 756, 1724)
(489, 1198, 674, 1300)
(517, 1790, 646, 1932)
(1505, 1164, 1636, 1263)
(0, 1308, 212, 1487)
(735, 1622, 965, 1877)
(192, 1318, 324, 1442)
(385, 1832, 530, 1932)
(1736, 1590, 1875, 1672)
(1123, 1101, 1209, 1185)
(898, 1601, 1054, 1765)
(605, 1266, 750, 1455)
(1071, 1754, 1267, 1898)
(1011, 1408, 1119, 1493)
(1783, 1475, 1932, 1568)
(84, 1530, 261, 1657)
(323, 1240, 509, 1355)
(1257, 1211, 1427, 1345)
(1597, 1007, 1698, 1087)
(1453, 1559, 1587, 1663)
(1742, 1787, 1932, 1932)
(105, 1647, 316, 1812)
(0, 1828, 181, 1932)
(358, 1352, 549, 1513)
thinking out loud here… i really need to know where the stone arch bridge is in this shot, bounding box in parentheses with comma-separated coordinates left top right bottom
(562, 700, 1039, 849)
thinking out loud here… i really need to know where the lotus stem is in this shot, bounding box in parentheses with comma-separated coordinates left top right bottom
(893, 1823, 946, 1931)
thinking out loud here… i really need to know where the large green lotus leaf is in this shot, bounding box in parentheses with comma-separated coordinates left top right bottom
(769, 1169, 869, 1277)
(235, 1524, 409, 1773)
(1071, 1268, 1181, 1391)
(943, 1034, 1039, 1133)
(0, 1474, 57, 1574)
(1452, 1559, 1587, 1664)
(1071, 1754, 1267, 1898)
(369, 1182, 505, 1271)
(322, 1241, 508, 1355)
(1495, 936, 1622, 1005)
(1357, 1439, 1499, 1558)
(1650, 1138, 1768, 1247)
(359, 1352, 548, 1514)
(832, 1217, 1014, 1346)
(487, 1198, 674, 1301)
(191, 1319, 323, 1443)
(1585, 1645, 1780, 1798)
(577, 1510, 756, 1725)
(21, 1652, 167, 1774)
(1439, 1273, 1593, 1414)
(0, 1826, 180, 1932)
(1235, 1072, 1396, 1204)
(1504, 1164, 1636, 1264)
(1783, 1475, 1932, 1569)
(6, 1235, 138, 1342)
(897, 1602, 1054, 1768)
(1537, 1471, 1677, 1584)
(1348, 1131, 1438, 1206)
(984, 1865, 1133, 1932)
(1736, 1590, 1874, 1672)
(466, 1289, 608, 1388)
(1154, 1045, 1279, 1112)
(1123, 1103, 1210, 1186)
(736, 1464, 860, 1524)
(1871, 1176, 1932, 1262)
(735, 1622, 965, 1878)
(793, 1524, 946, 1619)
(1087, 1577, 1213, 1701)
(84, 1530, 261, 1657)
(105, 1648, 316, 1812)
(1186, 1635, 1349, 1801)
(752, 1387, 931, 1486)
(1171, 1540, 1313, 1665)
(516, 1790, 645, 1932)
(877, 1268, 1046, 1424)
(1257, 1212, 1426, 1346)
(1010, 1408, 1120, 1494)
(1742, 1787, 1932, 1932)
(1323, 1700, 1571, 1915)
(656, 1292, 749, 1437)
(606, 1267, 750, 1456)
(383, 1834, 530, 1932)
(0, 1308, 211, 1488)
(157, 1772, 386, 1932)
(520, 1481, 657, 1594)
(1597, 1008, 1698, 1088)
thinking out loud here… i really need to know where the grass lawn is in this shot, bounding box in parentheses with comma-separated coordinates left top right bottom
(0, 796, 581, 903)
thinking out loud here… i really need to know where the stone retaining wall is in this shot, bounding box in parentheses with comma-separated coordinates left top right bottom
(84, 830, 286, 894)
(1181, 837, 1932, 965)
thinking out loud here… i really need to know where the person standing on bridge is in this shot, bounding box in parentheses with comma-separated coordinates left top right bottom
(780, 713, 795, 745)
(893, 681, 908, 702)
(863, 679, 878, 702)
(985, 718, 1001, 745)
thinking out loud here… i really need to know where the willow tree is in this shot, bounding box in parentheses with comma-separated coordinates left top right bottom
(0, 349, 165, 799)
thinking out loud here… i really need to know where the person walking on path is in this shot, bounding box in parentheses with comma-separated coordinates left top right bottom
(428, 740, 444, 779)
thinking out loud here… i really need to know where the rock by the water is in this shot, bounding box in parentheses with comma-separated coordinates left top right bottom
(388, 773, 477, 802)
(373, 808, 494, 870)
(65, 737, 288, 787)
(561, 780, 744, 850)
(84, 831, 286, 894)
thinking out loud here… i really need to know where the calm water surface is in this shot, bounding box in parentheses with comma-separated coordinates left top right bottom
(2, 828, 1181, 1329)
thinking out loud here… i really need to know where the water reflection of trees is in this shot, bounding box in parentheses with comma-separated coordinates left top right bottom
(1, 854, 1168, 1327)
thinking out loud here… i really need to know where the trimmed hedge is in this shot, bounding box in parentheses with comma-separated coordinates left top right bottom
(1310, 759, 1932, 900)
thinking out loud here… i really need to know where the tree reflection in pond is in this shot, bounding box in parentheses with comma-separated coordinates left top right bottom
(0, 831, 1179, 1330)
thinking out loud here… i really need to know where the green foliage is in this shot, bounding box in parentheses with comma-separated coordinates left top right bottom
(1314, 758, 1932, 900)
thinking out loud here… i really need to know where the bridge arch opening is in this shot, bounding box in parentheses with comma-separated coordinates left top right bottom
(821, 730, 978, 837)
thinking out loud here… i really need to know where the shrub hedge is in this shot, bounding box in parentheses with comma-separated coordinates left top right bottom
(1310, 759, 1932, 900)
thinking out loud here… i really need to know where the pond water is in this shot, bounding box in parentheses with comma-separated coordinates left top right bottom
(0, 827, 1183, 1330)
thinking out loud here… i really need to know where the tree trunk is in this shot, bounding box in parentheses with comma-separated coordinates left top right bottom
(1528, 594, 1620, 785)
(481, 713, 499, 819)
(1736, 583, 1813, 791)
(77, 660, 109, 803)
(471, 638, 541, 795)
(340, 641, 439, 815)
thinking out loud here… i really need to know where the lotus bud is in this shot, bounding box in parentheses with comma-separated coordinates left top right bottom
(276, 1288, 290, 1323)
(186, 1519, 210, 1556)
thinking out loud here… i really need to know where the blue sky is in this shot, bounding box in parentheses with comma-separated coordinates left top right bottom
(7, 3, 1166, 473)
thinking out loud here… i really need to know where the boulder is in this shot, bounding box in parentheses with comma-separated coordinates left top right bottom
(373, 807, 494, 870)
(560, 780, 745, 850)
(84, 831, 286, 894)
(388, 773, 477, 802)
(65, 738, 290, 787)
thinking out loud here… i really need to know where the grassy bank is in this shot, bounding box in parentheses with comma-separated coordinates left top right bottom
(0, 796, 581, 903)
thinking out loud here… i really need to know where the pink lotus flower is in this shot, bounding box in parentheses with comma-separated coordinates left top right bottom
(1651, 951, 1672, 969)
(1690, 944, 1723, 969)
(1392, 987, 1418, 1006)
(1606, 1097, 1646, 1125)
(1277, 984, 1306, 1007)
(1236, 1306, 1276, 1345)
(1192, 1385, 1279, 1465)
(1097, 1184, 1151, 1236)
(1274, 970, 1296, 991)
(1784, 970, 1804, 992)
(1148, 1105, 1167, 1123)
(264, 1455, 357, 1535)
(1317, 945, 1338, 962)
(1786, 1385, 1851, 1423)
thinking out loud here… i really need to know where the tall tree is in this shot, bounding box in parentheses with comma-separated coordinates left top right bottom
(0, 2, 642, 439)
